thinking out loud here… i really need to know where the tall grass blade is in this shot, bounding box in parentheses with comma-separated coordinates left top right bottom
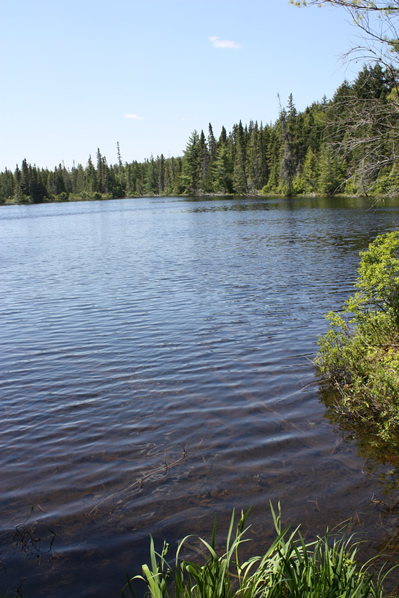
(123, 506, 393, 598)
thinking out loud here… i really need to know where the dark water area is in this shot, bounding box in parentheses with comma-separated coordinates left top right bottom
(1, 195, 399, 597)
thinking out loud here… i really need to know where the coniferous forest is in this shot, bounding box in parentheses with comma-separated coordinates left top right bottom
(2, 64, 399, 205)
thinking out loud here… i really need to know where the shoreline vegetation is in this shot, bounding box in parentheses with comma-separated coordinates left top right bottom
(0, 190, 377, 206)
(316, 232, 399, 449)
(2, 64, 399, 206)
(122, 506, 392, 598)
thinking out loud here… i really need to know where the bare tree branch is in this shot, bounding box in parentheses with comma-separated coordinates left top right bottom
(292, 0, 399, 198)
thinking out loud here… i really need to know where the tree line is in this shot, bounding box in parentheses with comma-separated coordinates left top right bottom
(1, 63, 398, 204)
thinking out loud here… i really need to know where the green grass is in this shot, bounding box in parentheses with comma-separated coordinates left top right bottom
(122, 504, 391, 598)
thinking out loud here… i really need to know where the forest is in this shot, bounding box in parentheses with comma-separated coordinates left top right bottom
(1, 63, 398, 204)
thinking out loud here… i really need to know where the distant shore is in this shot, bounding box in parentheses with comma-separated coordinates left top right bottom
(0, 190, 381, 207)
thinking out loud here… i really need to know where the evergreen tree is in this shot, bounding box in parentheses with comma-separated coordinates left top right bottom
(199, 130, 208, 186)
(0, 168, 14, 200)
(85, 155, 96, 194)
(21, 159, 30, 197)
(158, 154, 165, 194)
(233, 121, 247, 193)
(183, 130, 201, 194)
(116, 141, 124, 191)
(207, 123, 217, 163)
(247, 122, 260, 192)
(212, 144, 233, 193)
(144, 155, 158, 195)
(96, 148, 104, 193)
(302, 147, 318, 192)
(278, 102, 295, 195)
(317, 144, 345, 195)
(219, 126, 227, 145)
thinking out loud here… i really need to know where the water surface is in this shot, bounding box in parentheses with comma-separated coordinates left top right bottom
(1, 196, 399, 596)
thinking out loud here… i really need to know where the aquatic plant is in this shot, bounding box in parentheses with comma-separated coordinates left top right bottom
(122, 504, 389, 597)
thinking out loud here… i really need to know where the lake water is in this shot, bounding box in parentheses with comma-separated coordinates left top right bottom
(1, 195, 399, 597)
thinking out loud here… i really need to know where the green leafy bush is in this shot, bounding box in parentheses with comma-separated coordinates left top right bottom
(316, 231, 399, 443)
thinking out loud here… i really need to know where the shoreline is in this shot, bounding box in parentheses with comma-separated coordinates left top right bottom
(0, 191, 387, 206)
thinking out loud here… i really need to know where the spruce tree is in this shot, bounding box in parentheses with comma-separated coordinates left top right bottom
(233, 122, 247, 194)
(302, 147, 318, 192)
(199, 130, 208, 186)
(278, 103, 295, 195)
(183, 131, 201, 195)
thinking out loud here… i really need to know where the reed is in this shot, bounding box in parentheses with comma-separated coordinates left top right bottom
(122, 504, 390, 598)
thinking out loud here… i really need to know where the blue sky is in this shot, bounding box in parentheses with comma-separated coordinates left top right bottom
(1, 0, 362, 171)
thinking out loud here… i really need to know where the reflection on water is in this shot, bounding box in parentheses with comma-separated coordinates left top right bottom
(1, 195, 399, 597)
(320, 379, 399, 591)
(320, 381, 399, 482)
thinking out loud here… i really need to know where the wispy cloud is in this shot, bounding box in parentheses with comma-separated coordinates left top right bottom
(124, 113, 143, 120)
(209, 36, 241, 49)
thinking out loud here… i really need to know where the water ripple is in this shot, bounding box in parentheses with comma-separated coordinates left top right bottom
(1, 196, 399, 597)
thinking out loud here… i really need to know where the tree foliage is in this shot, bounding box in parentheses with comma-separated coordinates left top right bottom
(1, 63, 399, 203)
(292, 0, 399, 196)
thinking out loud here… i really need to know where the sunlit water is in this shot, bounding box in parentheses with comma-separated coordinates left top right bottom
(1, 196, 399, 597)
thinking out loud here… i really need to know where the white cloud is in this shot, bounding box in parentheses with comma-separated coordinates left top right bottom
(124, 113, 143, 120)
(209, 36, 241, 49)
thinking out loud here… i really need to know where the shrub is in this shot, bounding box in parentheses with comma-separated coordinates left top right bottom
(316, 231, 399, 443)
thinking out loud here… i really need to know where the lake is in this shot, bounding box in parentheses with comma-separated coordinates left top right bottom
(1, 195, 399, 597)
